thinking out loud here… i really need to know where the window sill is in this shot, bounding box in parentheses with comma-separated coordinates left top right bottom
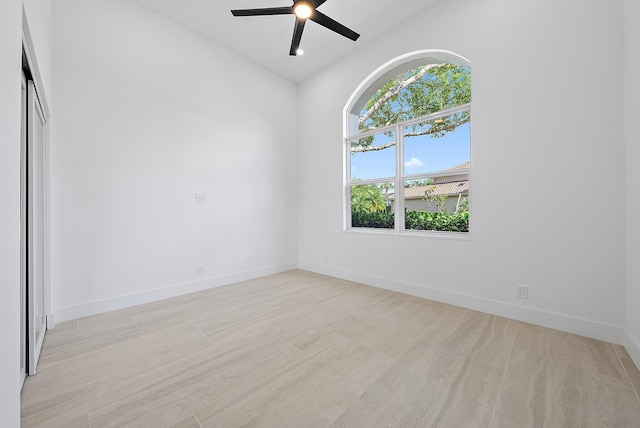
(344, 228, 473, 241)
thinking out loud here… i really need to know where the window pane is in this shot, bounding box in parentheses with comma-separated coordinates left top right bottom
(351, 182, 394, 229)
(403, 178, 469, 232)
(403, 112, 470, 176)
(350, 130, 396, 181)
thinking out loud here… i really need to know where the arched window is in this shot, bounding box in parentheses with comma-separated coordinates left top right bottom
(344, 50, 471, 235)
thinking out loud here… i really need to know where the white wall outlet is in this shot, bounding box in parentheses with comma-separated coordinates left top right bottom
(195, 193, 206, 203)
(196, 265, 204, 276)
(323, 254, 328, 263)
(517, 284, 528, 299)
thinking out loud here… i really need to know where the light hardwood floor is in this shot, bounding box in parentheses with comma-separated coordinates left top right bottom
(21, 270, 640, 427)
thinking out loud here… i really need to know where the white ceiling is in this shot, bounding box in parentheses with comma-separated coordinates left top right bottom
(132, 0, 441, 82)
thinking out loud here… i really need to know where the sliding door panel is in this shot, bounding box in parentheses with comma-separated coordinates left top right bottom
(20, 73, 27, 386)
(27, 80, 47, 375)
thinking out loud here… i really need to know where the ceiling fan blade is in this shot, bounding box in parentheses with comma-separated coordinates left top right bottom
(231, 7, 292, 17)
(289, 18, 306, 56)
(310, 0, 328, 7)
(310, 10, 360, 41)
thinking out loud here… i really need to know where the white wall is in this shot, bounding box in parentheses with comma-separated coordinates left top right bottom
(0, 1, 24, 424)
(51, 0, 299, 321)
(298, 0, 626, 343)
(625, 0, 640, 364)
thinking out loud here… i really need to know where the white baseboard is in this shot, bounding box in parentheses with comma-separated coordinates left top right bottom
(299, 262, 625, 345)
(46, 313, 55, 329)
(53, 262, 298, 324)
(625, 330, 640, 369)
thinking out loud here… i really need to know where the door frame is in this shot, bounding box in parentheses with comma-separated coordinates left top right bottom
(22, 7, 52, 378)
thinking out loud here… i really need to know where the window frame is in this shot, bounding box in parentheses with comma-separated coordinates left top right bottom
(343, 51, 472, 239)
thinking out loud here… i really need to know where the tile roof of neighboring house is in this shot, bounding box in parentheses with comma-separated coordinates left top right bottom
(389, 180, 469, 200)
(387, 161, 470, 200)
(443, 161, 470, 172)
(407, 180, 469, 198)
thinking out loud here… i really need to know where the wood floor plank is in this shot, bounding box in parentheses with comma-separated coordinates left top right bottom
(317, 282, 396, 313)
(336, 311, 420, 359)
(21, 394, 89, 428)
(131, 291, 248, 335)
(331, 340, 504, 427)
(490, 348, 640, 427)
(513, 322, 628, 381)
(191, 294, 314, 339)
(259, 303, 369, 351)
(418, 306, 518, 369)
(86, 325, 301, 428)
(193, 334, 395, 428)
(368, 292, 451, 339)
(168, 414, 202, 428)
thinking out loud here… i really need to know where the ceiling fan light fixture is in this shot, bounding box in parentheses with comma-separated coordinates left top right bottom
(293, 1, 313, 19)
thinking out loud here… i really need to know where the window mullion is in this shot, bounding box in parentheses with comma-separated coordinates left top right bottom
(346, 103, 471, 141)
(344, 138, 352, 230)
(396, 123, 404, 234)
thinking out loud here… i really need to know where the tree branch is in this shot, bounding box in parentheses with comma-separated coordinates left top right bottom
(358, 63, 445, 128)
(403, 118, 469, 137)
(351, 141, 396, 153)
(351, 117, 470, 153)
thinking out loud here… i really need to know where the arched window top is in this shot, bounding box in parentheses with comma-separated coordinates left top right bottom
(345, 50, 471, 137)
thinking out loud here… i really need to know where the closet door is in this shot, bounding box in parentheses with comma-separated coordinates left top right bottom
(27, 80, 47, 375)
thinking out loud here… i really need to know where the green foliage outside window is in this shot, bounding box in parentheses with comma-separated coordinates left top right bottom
(350, 182, 469, 232)
(352, 208, 468, 232)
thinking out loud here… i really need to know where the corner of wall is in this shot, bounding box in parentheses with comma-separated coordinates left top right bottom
(624, 0, 640, 373)
(625, 330, 640, 370)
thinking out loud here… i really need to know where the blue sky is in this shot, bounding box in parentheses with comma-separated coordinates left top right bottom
(351, 122, 470, 181)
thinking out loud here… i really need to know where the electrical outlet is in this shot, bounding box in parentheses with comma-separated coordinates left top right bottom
(196, 265, 204, 276)
(517, 284, 528, 299)
(195, 193, 206, 203)
(323, 254, 328, 263)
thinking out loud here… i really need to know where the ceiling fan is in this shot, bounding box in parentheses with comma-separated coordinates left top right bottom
(230, 0, 360, 56)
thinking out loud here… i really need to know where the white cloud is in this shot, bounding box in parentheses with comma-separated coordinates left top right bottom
(404, 157, 424, 168)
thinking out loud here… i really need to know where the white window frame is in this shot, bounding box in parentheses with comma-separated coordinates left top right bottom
(343, 50, 471, 239)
